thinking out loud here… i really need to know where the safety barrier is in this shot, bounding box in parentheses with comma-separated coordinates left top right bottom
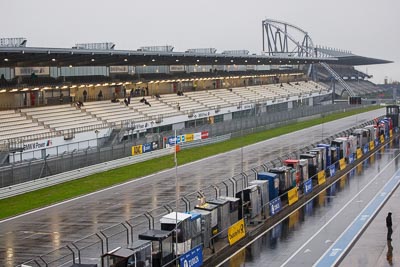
(180, 134, 232, 149)
(0, 147, 175, 199)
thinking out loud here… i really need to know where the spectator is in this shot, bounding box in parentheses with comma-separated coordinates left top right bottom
(124, 98, 128, 106)
(98, 90, 103, 100)
(155, 93, 161, 99)
(387, 212, 393, 241)
(127, 96, 131, 104)
(140, 97, 146, 103)
(177, 102, 180, 111)
(130, 88, 134, 97)
(83, 89, 88, 102)
(59, 92, 64, 104)
(76, 101, 84, 109)
(144, 100, 151, 107)
(145, 86, 149, 96)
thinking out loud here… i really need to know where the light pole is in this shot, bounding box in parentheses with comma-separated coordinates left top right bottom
(95, 129, 99, 148)
(174, 130, 179, 264)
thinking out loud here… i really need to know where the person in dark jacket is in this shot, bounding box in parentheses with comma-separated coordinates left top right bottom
(386, 212, 393, 241)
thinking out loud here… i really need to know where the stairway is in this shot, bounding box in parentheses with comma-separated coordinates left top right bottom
(320, 62, 356, 97)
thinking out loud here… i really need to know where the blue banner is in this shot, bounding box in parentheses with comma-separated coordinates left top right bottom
(168, 136, 177, 146)
(348, 154, 354, 164)
(329, 164, 336, 177)
(303, 179, 313, 195)
(374, 138, 379, 146)
(269, 197, 282, 216)
(142, 143, 152, 153)
(179, 245, 203, 267)
(363, 144, 369, 154)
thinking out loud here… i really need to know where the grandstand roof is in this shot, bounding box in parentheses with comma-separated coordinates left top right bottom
(0, 47, 336, 68)
(334, 55, 392, 66)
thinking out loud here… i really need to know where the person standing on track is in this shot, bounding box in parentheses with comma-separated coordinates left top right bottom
(386, 212, 393, 241)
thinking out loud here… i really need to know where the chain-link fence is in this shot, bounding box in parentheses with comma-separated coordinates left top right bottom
(1, 103, 370, 188)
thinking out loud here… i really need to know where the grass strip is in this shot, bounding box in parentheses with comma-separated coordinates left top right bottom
(0, 105, 381, 219)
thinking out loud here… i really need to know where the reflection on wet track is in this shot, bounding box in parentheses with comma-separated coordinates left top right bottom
(221, 137, 400, 267)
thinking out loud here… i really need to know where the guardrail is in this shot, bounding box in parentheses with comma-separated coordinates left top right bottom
(179, 134, 231, 149)
(0, 147, 175, 199)
(0, 133, 235, 199)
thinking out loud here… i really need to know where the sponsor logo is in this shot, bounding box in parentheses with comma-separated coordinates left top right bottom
(23, 140, 52, 151)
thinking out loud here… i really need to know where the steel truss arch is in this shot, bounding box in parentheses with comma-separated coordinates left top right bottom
(262, 19, 316, 58)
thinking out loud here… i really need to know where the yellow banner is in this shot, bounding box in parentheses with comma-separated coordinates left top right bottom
(369, 140, 375, 150)
(228, 219, 246, 245)
(132, 145, 142, 156)
(380, 135, 385, 144)
(356, 148, 362, 159)
(317, 170, 326, 185)
(390, 129, 393, 138)
(185, 133, 194, 142)
(339, 158, 346, 170)
(288, 187, 298, 206)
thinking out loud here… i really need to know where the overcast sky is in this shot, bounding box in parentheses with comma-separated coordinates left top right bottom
(2, 0, 399, 84)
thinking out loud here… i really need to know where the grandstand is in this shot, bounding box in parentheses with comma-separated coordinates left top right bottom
(313, 64, 386, 97)
(0, 109, 51, 142)
(21, 104, 104, 132)
(0, 81, 329, 157)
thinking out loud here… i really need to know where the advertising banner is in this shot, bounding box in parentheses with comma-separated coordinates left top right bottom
(390, 129, 393, 138)
(194, 132, 202, 141)
(339, 158, 346, 171)
(380, 135, 385, 144)
(228, 219, 246, 245)
(374, 138, 379, 147)
(303, 179, 313, 195)
(180, 135, 186, 143)
(170, 65, 185, 72)
(168, 136, 177, 146)
(142, 143, 152, 153)
(132, 145, 142, 156)
(201, 131, 209, 139)
(185, 133, 194, 142)
(152, 141, 159, 150)
(369, 140, 375, 150)
(356, 148, 362, 159)
(363, 144, 369, 154)
(109, 66, 129, 73)
(317, 170, 326, 185)
(15, 66, 50, 76)
(179, 245, 203, 267)
(348, 154, 355, 164)
(288, 187, 299, 206)
(269, 197, 282, 216)
(329, 164, 336, 177)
